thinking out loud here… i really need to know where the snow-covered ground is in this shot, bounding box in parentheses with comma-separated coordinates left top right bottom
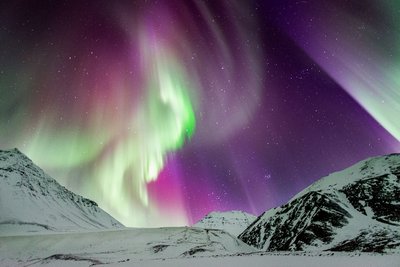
(1, 227, 398, 267)
(116, 253, 400, 267)
(1, 245, 399, 267)
(0, 227, 254, 266)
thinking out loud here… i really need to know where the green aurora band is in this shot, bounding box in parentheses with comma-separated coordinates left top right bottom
(0, 1, 262, 227)
(20, 37, 196, 226)
(91, 41, 196, 225)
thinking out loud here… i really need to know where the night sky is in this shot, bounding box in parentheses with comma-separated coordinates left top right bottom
(0, 0, 399, 227)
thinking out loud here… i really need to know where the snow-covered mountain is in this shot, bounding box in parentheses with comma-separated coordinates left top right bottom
(0, 148, 257, 265)
(0, 148, 123, 234)
(239, 154, 400, 252)
(1, 149, 399, 266)
(194, 211, 257, 236)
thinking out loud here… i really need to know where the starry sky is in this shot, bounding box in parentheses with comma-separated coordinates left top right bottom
(0, 0, 399, 227)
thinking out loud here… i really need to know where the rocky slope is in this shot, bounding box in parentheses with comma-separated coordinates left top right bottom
(194, 211, 256, 236)
(0, 148, 123, 234)
(238, 154, 400, 252)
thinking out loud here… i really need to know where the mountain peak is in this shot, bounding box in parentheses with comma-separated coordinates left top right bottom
(195, 210, 256, 237)
(0, 148, 31, 162)
(292, 153, 400, 201)
(0, 147, 26, 156)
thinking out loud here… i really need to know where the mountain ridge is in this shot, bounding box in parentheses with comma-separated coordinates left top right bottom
(238, 153, 400, 253)
(0, 148, 123, 234)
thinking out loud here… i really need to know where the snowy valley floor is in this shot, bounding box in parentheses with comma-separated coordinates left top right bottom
(1, 251, 399, 267)
(1, 228, 399, 267)
(115, 253, 400, 267)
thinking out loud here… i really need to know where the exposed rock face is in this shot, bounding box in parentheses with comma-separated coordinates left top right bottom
(0, 148, 123, 234)
(239, 154, 400, 253)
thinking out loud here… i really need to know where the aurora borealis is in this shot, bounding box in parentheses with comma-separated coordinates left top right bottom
(0, 0, 399, 227)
